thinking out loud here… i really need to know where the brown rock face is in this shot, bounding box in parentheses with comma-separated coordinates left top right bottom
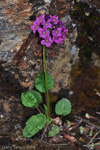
(0, 0, 78, 92)
(50, 0, 67, 18)
(0, 0, 35, 61)
(0, 0, 46, 89)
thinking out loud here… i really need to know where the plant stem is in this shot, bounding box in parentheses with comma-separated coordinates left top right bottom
(34, 105, 42, 114)
(39, 105, 47, 116)
(43, 45, 50, 117)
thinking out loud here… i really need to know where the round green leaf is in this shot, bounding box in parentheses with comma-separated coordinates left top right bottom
(23, 114, 46, 137)
(37, 114, 47, 130)
(30, 90, 42, 106)
(35, 71, 54, 93)
(48, 130, 56, 137)
(21, 91, 37, 107)
(23, 115, 39, 137)
(48, 125, 59, 137)
(26, 115, 38, 126)
(51, 125, 59, 134)
(23, 125, 38, 137)
(21, 90, 42, 108)
(55, 98, 71, 116)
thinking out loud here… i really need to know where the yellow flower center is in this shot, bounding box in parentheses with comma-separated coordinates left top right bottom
(46, 40, 49, 42)
(43, 31, 45, 34)
(36, 26, 38, 29)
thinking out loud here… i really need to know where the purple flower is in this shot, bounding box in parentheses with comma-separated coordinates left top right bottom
(61, 29, 68, 40)
(41, 36, 53, 47)
(49, 15, 59, 25)
(45, 15, 50, 21)
(64, 28, 68, 33)
(42, 20, 52, 29)
(53, 36, 63, 44)
(30, 14, 68, 47)
(59, 21, 65, 29)
(36, 14, 45, 24)
(52, 24, 57, 29)
(52, 28, 62, 37)
(42, 21, 52, 29)
(38, 27, 50, 38)
(30, 20, 40, 33)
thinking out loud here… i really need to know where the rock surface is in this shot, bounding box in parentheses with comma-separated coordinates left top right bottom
(0, 0, 79, 92)
(0, 0, 34, 61)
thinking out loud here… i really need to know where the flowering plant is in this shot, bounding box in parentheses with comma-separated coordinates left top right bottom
(21, 14, 71, 138)
(30, 14, 68, 47)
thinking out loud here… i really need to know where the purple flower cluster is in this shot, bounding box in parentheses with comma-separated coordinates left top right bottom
(30, 14, 68, 47)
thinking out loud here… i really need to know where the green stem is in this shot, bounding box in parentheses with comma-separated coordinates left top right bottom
(34, 105, 42, 114)
(43, 45, 51, 117)
(39, 105, 47, 117)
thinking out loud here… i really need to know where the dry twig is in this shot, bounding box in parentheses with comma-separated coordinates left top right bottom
(75, 116, 100, 130)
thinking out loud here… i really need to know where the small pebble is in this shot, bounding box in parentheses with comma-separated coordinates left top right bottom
(68, 91, 74, 95)
(0, 115, 4, 118)
(72, 23, 76, 28)
(15, 124, 21, 129)
(44, 0, 51, 3)
(24, 56, 27, 61)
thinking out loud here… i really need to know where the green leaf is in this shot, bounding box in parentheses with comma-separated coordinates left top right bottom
(47, 117, 52, 125)
(35, 71, 54, 93)
(43, 104, 48, 115)
(23, 114, 46, 137)
(26, 115, 38, 126)
(48, 125, 59, 137)
(37, 114, 47, 130)
(23, 125, 38, 137)
(79, 126, 84, 134)
(21, 90, 42, 108)
(67, 120, 71, 127)
(48, 130, 56, 137)
(51, 125, 59, 134)
(55, 98, 71, 116)
(31, 91, 42, 104)
(23, 115, 39, 137)
(90, 143, 95, 149)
